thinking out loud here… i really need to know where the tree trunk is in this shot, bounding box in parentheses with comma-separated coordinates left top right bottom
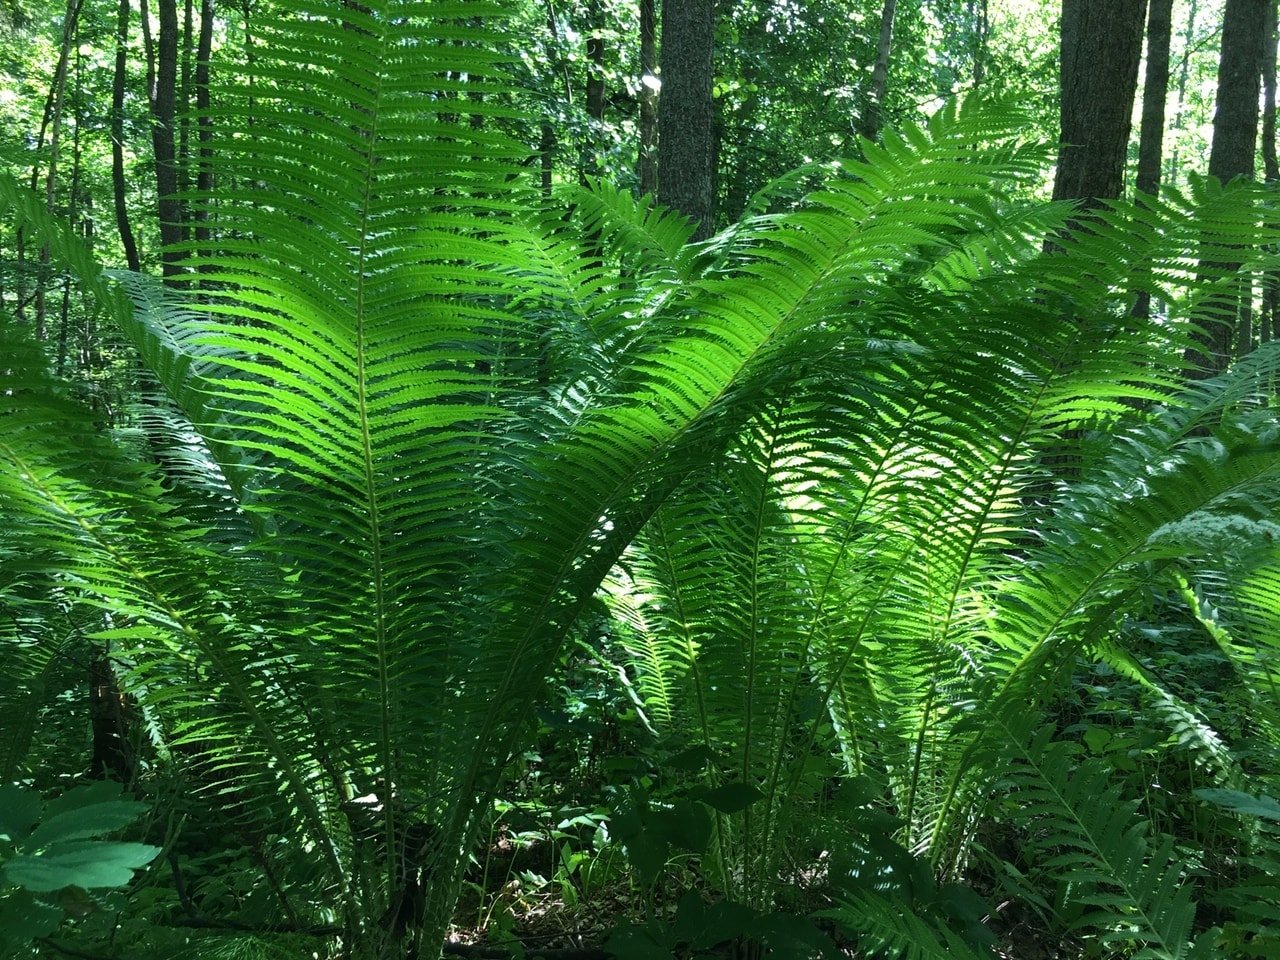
(1166, 0, 1198, 184)
(865, 0, 897, 137)
(972, 0, 989, 85)
(638, 0, 657, 196)
(112, 0, 141, 271)
(584, 0, 606, 181)
(1208, 0, 1268, 183)
(150, 0, 184, 280)
(179, 0, 194, 201)
(1051, 0, 1147, 211)
(1133, 0, 1174, 322)
(194, 0, 214, 256)
(32, 0, 83, 339)
(1135, 0, 1174, 198)
(1261, 0, 1278, 345)
(1185, 0, 1269, 375)
(89, 646, 135, 783)
(57, 47, 86, 377)
(657, 0, 716, 240)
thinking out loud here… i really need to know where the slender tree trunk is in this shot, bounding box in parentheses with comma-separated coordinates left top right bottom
(539, 122, 555, 198)
(1133, 0, 1174, 322)
(638, 0, 657, 196)
(583, 0, 606, 182)
(89, 646, 135, 783)
(1051, 0, 1147, 211)
(1186, 0, 1269, 375)
(1262, 1, 1278, 345)
(1167, 0, 1198, 184)
(179, 0, 195, 206)
(33, 0, 82, 339)
(1136, 0, 1174, 198)
(865, 0, 897, 137)
(113, 0, 141, 270)
(583, 0, 606, 265)
(194, 0, 214, 255)
(658, 0, 716, 240)
(57, 47, 85, 377)
(972, 0, 988, 85)
(538, 0, 568, 198)
(150, 0, 184, 280)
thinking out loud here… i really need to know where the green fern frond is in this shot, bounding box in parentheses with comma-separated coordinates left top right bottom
(984, 719, 1198, 960)
(820, 890, 991, 960)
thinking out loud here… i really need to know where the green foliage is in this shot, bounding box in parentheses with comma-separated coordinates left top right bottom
(0, 781, 160, 950)
(3, 3, 1280, 959)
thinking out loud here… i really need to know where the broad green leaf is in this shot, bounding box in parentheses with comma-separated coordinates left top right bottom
(3, 841, 161, 892)
(41, 782, 127, 821)
(698, 783, 766, 814)
(664, 744, 721, 772)
(0, 889, 63, 944)
(24, 800, 148, 852)
(0, 786, 41, 843)
(1194, 789, 1280, 822)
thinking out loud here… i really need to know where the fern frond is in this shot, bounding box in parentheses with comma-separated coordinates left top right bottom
(985, 719, 1198, 960)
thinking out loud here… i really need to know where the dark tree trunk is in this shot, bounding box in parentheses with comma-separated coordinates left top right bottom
(89, 647, 135, 783)
(1133, 0, 1174, 321)
(194, 0, 214, 254)
(865, 0, 897, 137)
(179, 0, 194, 202)
(1051, 0, 1147, 211)
(112, 0, 140, 271)
(1186, 0, 1269, 375)
(1166, 0, 1198, 184)
(638, 0, 657, 196)
(658, 0, 716, 240)
(538, 0, 566, 198)
(1135, 0, 1174, 198)
(1265, 0, 1279, 185)
(1261, 1, 1278, 345)
(57, 47, 85, 377)
(150, 0, 184, 280)
(1208, 0, 1268, 183)
(971, 0, 989, 85)
(584, 0, 606, 181)
(31, 0, 83, 339)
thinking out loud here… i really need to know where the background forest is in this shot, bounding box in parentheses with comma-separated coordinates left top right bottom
(2, 1, 1280, 959)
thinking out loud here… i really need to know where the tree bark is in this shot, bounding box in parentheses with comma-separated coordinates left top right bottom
(112, 0, 141, 271)
(972, 0, 989, 85)
(194, 0, 215, 256)
(149, 0, 184, 280)
(31, 0, 83, 339)
(657, 0, 716, 240)
(865, 0, 897, 137)
(584, 0, 606, 181)
(1185, 0, 1269, 374)
(179, 0, 195, 201)
(89, 646, 135, 783)
(1261, 0, 1278, 345)
(1207, 0, 1268, 183)
(1166, 0, 1198, 184)
(638, 0, 657, 196)
(1133, 0, 1174, 322)
(1135, 0, 1174, 198)
(1051, 0, 1147, 211)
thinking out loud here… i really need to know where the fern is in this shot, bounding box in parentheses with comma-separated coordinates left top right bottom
(5, 4, 1280, 953)
(980, 718, 1198, 959)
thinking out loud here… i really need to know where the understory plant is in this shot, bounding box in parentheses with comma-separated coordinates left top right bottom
(2, 2, 1279, 958)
